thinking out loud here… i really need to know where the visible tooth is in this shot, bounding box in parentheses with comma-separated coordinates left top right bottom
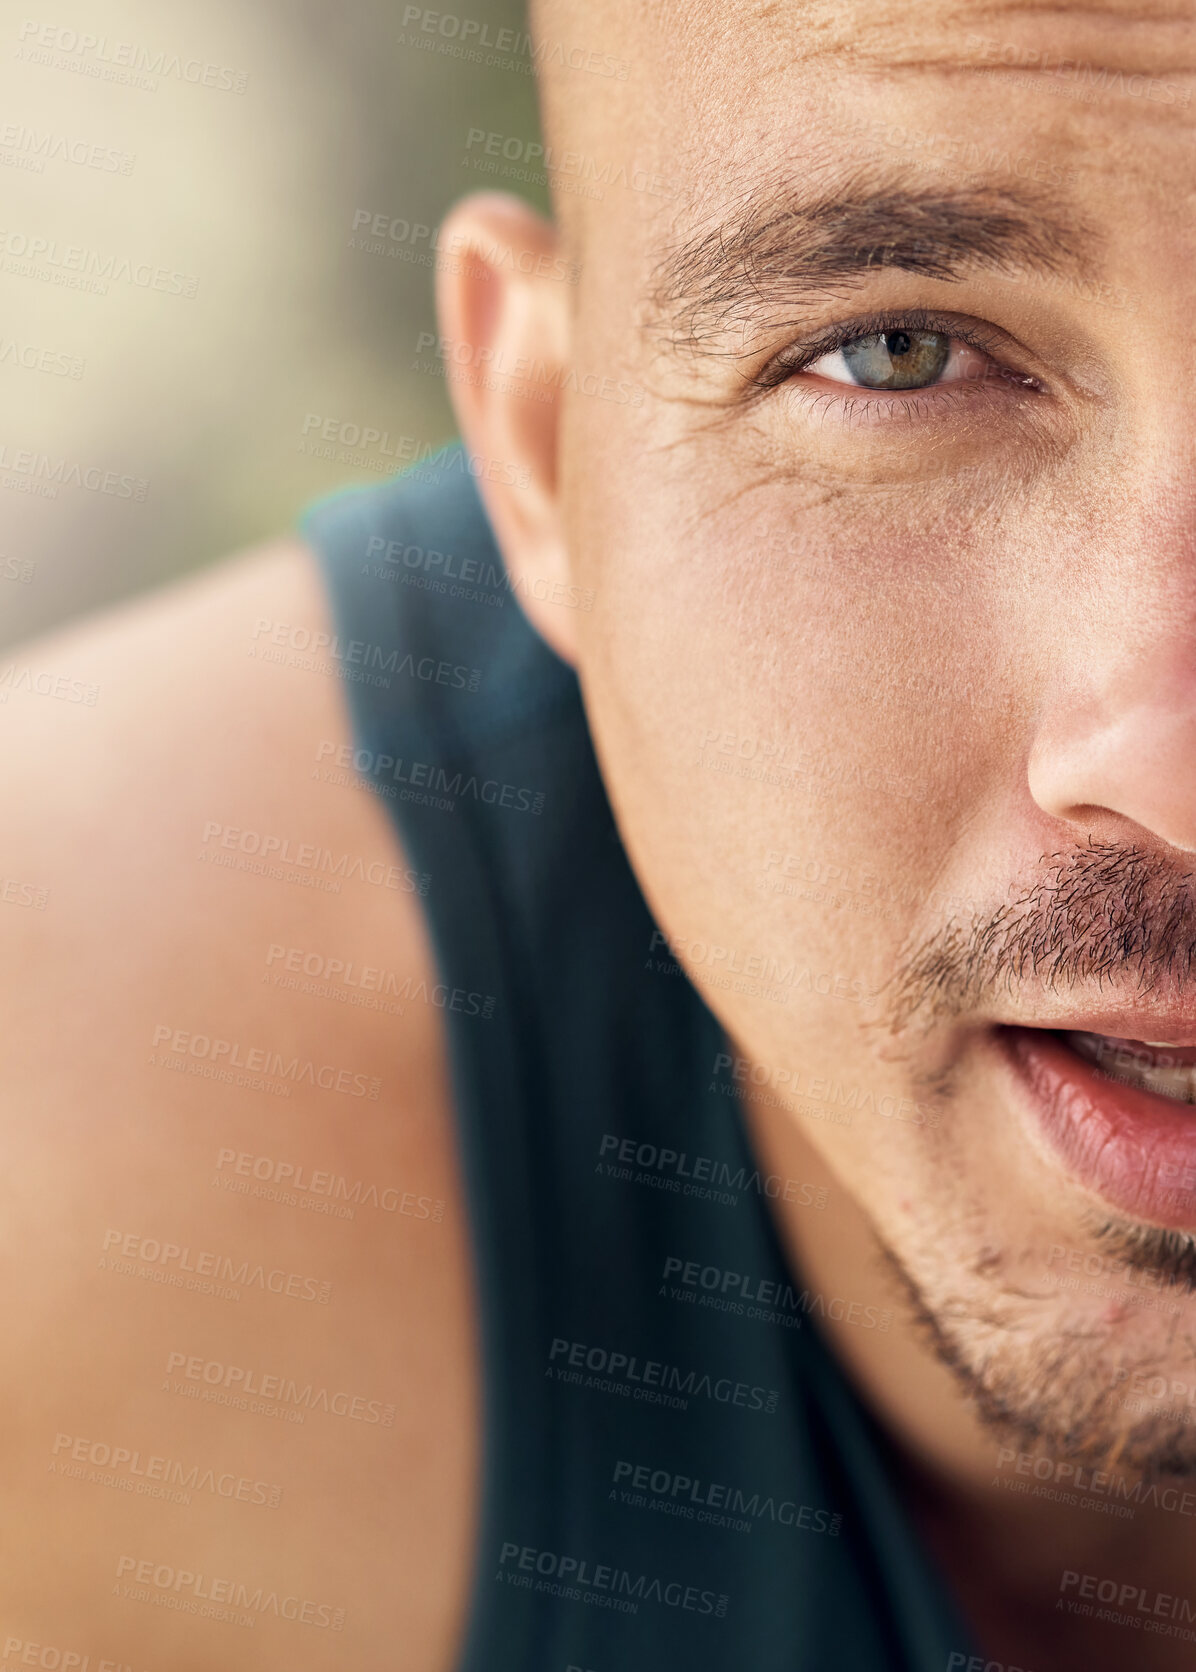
(1065, 1031, 1196, 1105)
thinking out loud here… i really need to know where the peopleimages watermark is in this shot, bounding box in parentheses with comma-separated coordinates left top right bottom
(213, 1147, 445, 1223)
(1113, 1366, 1196, 1429)
(2, 1637, 146, 1670)
(696, 725, 927, 804)
(994, 1446, 1196, 1523)
(0, 874, 48, 909)
(1057, 1570, 1196, 1643)
(411, 330, 645, 408)
(595, 1132, 827, 1211)
(547, 1337, 779, 1415)
(163, 1349, 397, 1427)
(264, 940, 495, 1023)
(0, 336, 85, 378)
(51, 1432, 284, 1510)
(263, 938, 399, 1017)
(298, 413, 529, 488)
(348, 209, 580, 286)
(611, 1459, 842, 1539)
(711, 1051, 942, 1129)
(0, 229, 197, 297)
(398, 7, 629, 81)
(1153, 1157, 1196, 1214)
(362, 532, 593, 613)
(946, 1658, 1040, 1672)
(462, 128, 682, 204)
(1043, 1243, 1183, 1317)
(0, 442, 146, 501)
(15, 21, 250, 95)
(843, 109, 1082, 189)
(113, 1554, 343, 1630)
(314, 739, 546, 816)
(760, 847, 979, 921)
(0, 664, 98, 705)
(661, 1256, 892, 1333)
(99, 1228, 332, 1305)
(648, 929, 870, 1010)
(965, 31, 1192, 106)
(0, 122, 135, 175)
(252, 613, 483, 694)
(198, 818, 431, 896)
(148, 1022, 382, 1101)
(496, 1542, 728, 1618)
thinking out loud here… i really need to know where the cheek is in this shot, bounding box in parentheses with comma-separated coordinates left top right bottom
(579, 490, 993, 920)
(574, 488, 1009, 1145)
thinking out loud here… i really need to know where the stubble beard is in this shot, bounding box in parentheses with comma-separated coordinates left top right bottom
(877, 1198, 1196, 1481)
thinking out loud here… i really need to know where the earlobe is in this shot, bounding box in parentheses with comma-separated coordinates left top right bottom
(435, 192, 577, 664)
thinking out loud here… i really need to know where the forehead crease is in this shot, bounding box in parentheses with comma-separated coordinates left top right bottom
(666, 0, 1196, 75)
(966, 0, 1196, 24)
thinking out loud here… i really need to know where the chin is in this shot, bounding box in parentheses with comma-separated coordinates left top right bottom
(879, 1182, 1196, 1478)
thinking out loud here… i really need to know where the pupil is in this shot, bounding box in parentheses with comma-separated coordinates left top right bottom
(839, 328, 951, 390)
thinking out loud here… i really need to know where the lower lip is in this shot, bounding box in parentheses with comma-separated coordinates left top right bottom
(999, 1026, 1196, 1229)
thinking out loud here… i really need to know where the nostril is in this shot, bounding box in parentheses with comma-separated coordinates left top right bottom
(1028, 690, 1196, 859)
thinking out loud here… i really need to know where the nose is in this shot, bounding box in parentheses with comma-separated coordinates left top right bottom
(1028, 642, 1196, 855)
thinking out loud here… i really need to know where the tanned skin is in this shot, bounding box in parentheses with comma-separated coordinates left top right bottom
(3, 2, 1195, 1667)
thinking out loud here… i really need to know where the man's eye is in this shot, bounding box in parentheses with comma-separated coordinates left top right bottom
(805, 329, 991, 392)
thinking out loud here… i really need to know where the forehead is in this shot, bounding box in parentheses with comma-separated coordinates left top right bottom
(656, 0, 1196, 77)
(624, 0, 1196, 180)
(584, 0, 1196, 308)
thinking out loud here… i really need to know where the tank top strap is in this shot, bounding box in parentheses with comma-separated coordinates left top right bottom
(299, 446, 979, 1671)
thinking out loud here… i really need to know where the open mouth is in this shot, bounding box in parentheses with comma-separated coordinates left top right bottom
(1061, 1032, 1196, 1105)
(998, 1025, 1196, 1230)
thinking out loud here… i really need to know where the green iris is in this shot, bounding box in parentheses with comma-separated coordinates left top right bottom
(840, 329, 951, 390)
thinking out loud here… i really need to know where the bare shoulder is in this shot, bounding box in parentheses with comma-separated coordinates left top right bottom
(0, 539, 480, 1671)
(0, 536, 445, 1135)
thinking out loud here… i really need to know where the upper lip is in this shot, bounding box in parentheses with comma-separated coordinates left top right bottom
(984, 996, 1196, 1050)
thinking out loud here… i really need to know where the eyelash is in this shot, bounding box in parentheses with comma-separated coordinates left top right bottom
(748, 307, 1044, 413)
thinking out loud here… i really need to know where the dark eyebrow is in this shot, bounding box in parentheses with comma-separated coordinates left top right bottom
(648, 174, 1092, 355)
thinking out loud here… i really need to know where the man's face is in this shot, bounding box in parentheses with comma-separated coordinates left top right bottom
(554, 1, 1196, 1469)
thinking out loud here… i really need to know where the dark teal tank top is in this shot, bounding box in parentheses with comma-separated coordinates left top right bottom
(299, 446, 978, 1671)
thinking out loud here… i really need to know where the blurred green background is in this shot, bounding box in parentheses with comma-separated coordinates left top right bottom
(0, 0, 546, 649)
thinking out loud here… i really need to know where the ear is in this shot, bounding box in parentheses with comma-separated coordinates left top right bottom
(435, 192, 576, 664)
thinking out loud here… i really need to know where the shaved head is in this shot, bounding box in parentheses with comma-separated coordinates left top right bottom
(445, 0, 1196, 1569)
(528, 0, 1192, 260)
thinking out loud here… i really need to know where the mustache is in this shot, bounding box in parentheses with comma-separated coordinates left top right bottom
(884, 839, 1196, 1035)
